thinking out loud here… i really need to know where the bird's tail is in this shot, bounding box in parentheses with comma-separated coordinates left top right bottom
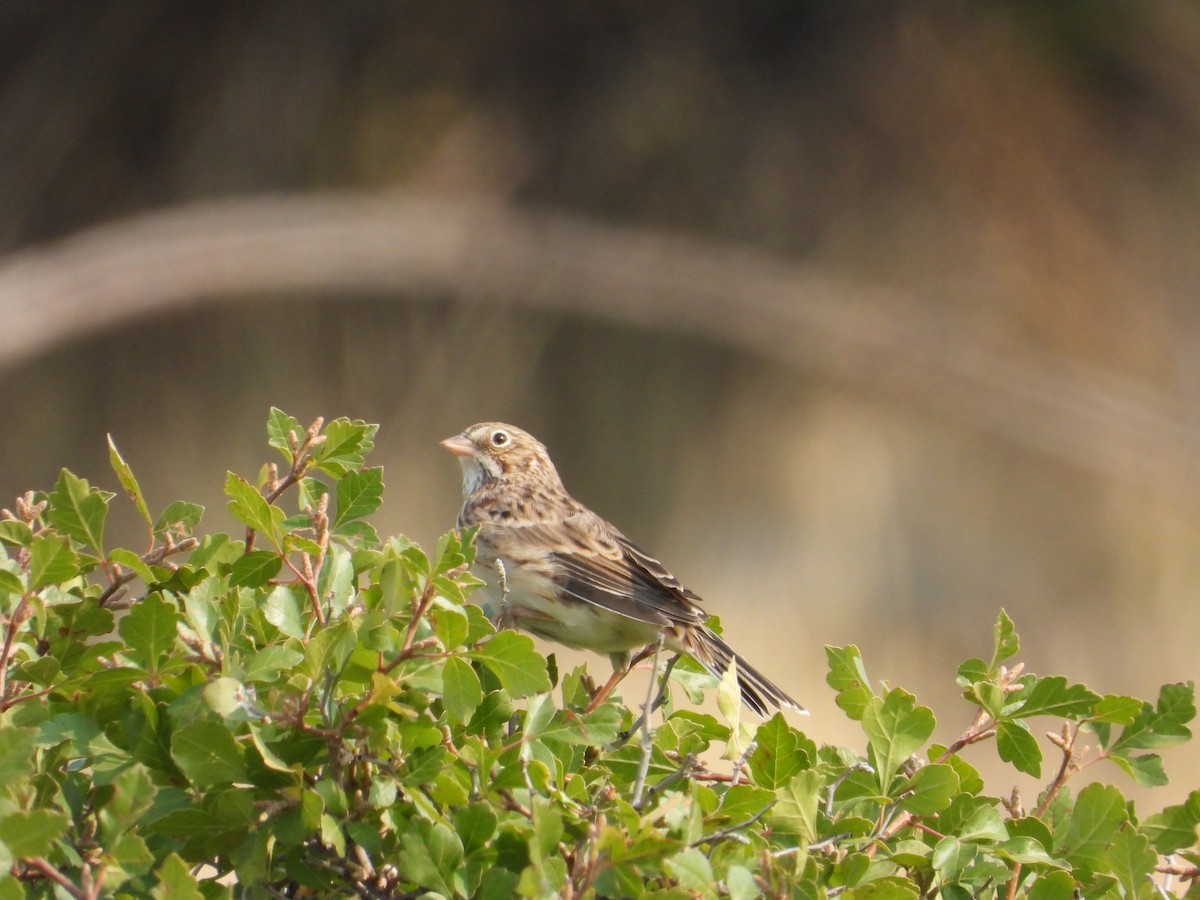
(683, 627, 807, 717)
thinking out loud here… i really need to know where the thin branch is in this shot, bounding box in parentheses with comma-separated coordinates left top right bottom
(631, 632, 665, 810)
(22, 858, 84, 899)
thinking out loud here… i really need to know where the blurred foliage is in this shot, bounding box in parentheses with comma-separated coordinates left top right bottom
(0, 411, 1195, 897)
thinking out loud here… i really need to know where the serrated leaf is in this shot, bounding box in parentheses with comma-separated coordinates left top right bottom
(997, 720, 1042, 777)
(266, 408, 303, 462)
(224, 472, 284, 547)
(171, 721, 248, 787)
(313, 418, 378, 478)
(228, 550, 282, 588)
(398, 818, 463, 897)
(1142, 790, 1200, 853)
(108, 435, 153, 527)
(29, 533, 79, 590)
(119, 593, 178, 670)
(1056, 782, 1126, 871)
(862, 688, 935, 790)
(1107, 750, 1168, 787)
(243, 645, 304, 683)
(0, 520, 32, 547)
(333, 467, 383, 530)
(826, 644, 873, 720)
(154, 500, 204, 535)
(898, 763, 959, 815)
(750, 713, 815, 789)
(767, 769, 821, 840)
(0, 728, 38, 787)
(990, 609, 1019, 670)
(1110, 681, 1195, 752)
(153, 852, 204, 900)
(1092, 694, 1142, 725)
(442, 656, 484, 724)
(0, 809, 69, 857)
(1105, 826, 1157, 897)
(48, 468, 110, 552)
(468, 631, 551, 697)
(843, 876, 921, 899)
(665, 848, 716, 899)
(1015, 675, 1101, 719)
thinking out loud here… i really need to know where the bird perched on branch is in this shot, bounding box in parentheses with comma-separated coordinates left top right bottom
(442, 422, 804, 716)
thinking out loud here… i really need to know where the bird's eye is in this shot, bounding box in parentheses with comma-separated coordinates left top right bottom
(490, 430, 509, 447)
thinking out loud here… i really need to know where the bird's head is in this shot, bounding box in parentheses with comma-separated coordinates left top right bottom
(441, 422, 561, 495)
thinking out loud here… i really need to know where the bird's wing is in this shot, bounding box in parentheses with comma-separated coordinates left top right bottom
(510, 509, 708, 628)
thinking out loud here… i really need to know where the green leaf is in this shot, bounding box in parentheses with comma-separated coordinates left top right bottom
(1104, 826, 1156, 897)
(996, 720, 1042, 777)
(767, 769, 821, 840)
(1055, 782, 1126, 872)
(1108, 750, 1168, 786)
(108, 434, 153, 528)
(0, 568, 24, 596)
(1025, 870, 1076, 900)
(1142, 789, 1200, 853)
(1015, 676, 1100, 719)
(995, 836, 1068, 868)
(243, 646, 304, 683)
(0, 520, 32, 547)
(266, 408, 303, 462)
(224, 472, 284, 547)
(119, 593, 178, 670)
(333, 467, 384, 530)
(862, 688, 935, 790)
(1109, 681, 1194, 752)
(665, 848, 716, 900)
(826, 644, 873, 720)
(1091, 694, 1142, 725)
(228, 550, 282, 588)
(153, 852, 205, 900)
(171, 721, 248, 787)
(989, 609, 1019, 670)
(48, 468, 111, 552)
(263, 585, 305, 639)
(0, 728, 38, 787)
(750, 713, 815, 789)
(0, 809, 69, 857)
(204, 677, 248, 718)
(29, 533, 79, 590)
(469, 631, 551, 697)
(313, 418, 378, 478)
(898, 763, 959, 815)
(442, 655, 484, 724)
(109, 547, 155, 583)
(453, 804, 498, 855)
(843, 877, 920, 899)
(399, 818, 463, 897)
(154, 500, 204, 535)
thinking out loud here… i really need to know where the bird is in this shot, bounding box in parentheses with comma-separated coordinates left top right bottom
(441, 422, 805, 716)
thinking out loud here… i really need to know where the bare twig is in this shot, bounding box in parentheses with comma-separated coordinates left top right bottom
(631, 632, 665, 809)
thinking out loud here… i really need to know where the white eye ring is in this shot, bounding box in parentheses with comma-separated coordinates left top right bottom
(490, 430, 510, 447)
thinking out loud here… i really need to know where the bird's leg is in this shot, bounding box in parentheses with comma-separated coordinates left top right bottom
(611, 653, 680, 748)
(584, 641, 661, 713)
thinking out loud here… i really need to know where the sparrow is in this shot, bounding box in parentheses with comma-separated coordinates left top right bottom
(441, 422, 804, 716)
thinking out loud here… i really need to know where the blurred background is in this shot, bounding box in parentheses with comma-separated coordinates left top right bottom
(1, 3, 1198, 804)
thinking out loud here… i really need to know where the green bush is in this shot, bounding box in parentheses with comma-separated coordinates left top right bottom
(0, 409, 1195, 898)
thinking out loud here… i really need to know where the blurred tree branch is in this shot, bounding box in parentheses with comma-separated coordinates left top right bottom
(1, 190, 1197, 501)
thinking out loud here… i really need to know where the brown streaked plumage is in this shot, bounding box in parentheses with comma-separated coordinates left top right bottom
(441, 422, 805, 716)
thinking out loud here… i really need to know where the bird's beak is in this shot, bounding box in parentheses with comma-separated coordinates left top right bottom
(440, 435, 475, 457)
